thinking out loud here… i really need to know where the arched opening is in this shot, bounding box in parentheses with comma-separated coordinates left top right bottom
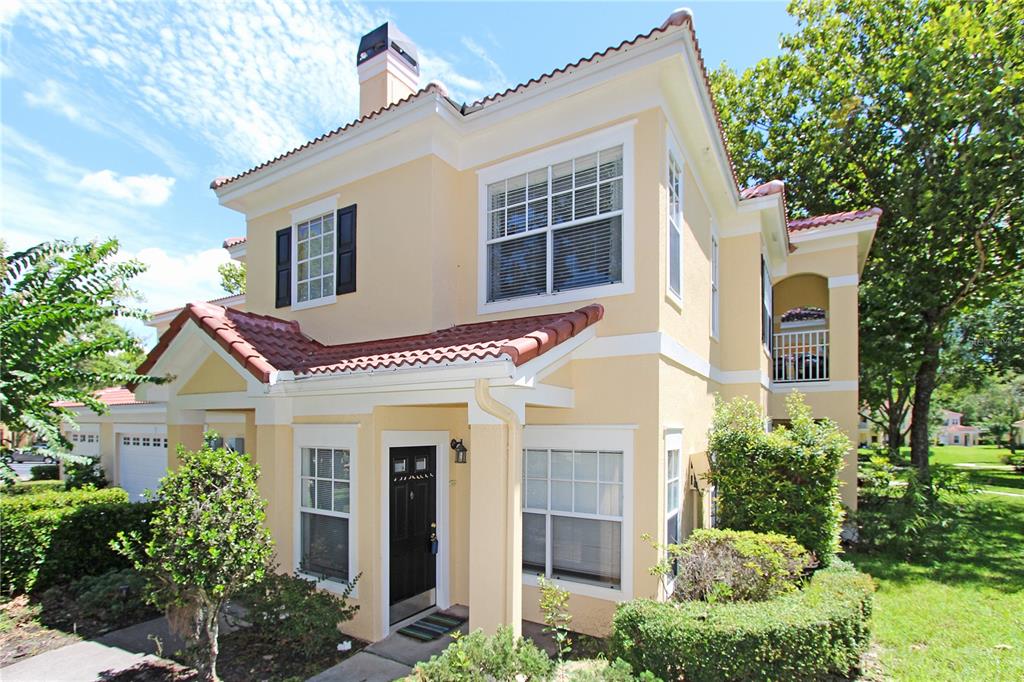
(771, 274, 829, 383)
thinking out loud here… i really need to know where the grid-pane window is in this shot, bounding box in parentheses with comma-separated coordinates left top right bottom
(711, 234, 720, 336)
(667, 154, 683, 298)
(666, 449, 681, 546)
(295, 213, 335, 304)
(487, 146, 624, 302)
(299, 447, 350, 582)
(522, 447, 624, 587)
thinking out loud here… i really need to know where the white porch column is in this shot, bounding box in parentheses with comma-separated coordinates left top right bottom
(467, 382, 523, 636)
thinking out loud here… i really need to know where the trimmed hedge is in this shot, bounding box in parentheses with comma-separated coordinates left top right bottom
(30, 464, 59, 480)
(0, 487, 154, 593)
(0, 480, 65, 496)
(611, 563, 874, 681)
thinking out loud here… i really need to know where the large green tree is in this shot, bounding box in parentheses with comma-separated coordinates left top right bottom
(712, 0, 1024, 477)
(0, 240, 162, 477)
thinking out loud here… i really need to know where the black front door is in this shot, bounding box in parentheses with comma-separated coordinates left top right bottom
(389, 446, 437, 623)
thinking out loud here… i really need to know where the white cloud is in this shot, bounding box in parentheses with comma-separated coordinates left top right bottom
(12, 0, 510, 174)
(24, 79, 81, 121)
(80, 170, 175, 206)
(0, 126, 175, 250)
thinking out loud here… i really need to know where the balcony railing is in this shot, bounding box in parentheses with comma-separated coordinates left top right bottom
(773, 329, 829, 383)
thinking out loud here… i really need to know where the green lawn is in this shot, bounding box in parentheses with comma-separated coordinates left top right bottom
(848, 494, 1024, 681)
(859, 444, 1009, 467)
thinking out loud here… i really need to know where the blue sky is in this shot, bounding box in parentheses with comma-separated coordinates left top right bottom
(0, 1, 793, 346)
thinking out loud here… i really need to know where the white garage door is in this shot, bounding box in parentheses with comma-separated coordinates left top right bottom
(118, 433, 169, 501)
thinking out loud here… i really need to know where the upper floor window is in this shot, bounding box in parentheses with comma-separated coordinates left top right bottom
(667, 153, 683, 300)
(295, 212, 336, 305)
(485, 145, 624, 304)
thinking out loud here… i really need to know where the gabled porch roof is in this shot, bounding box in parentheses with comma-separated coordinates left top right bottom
(138, 302, 604, 385)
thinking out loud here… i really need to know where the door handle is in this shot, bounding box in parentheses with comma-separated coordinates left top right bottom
(429, 532, 439, 555)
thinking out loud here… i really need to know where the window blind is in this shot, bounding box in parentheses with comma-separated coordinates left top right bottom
(487, 145, 624, 302)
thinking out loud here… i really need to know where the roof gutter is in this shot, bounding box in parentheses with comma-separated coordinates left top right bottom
(473, 378, 523, 634)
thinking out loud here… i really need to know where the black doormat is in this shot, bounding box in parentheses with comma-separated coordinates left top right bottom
(397, 612, 466, 642)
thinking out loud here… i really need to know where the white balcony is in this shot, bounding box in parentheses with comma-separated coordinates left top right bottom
(773, 329, 829, 383)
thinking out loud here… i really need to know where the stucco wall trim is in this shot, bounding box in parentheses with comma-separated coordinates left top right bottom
(771, 380, 858, 393)
(828, 274, 859, 288)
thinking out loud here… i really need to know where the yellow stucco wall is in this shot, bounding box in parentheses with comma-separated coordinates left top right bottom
(179, 352, 248, 395)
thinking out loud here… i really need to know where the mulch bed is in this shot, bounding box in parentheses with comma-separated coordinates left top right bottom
(92, 628, 368, 682)
(0, 595, 80, 667)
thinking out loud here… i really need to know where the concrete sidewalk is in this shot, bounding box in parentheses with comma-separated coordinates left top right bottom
(0, 611, 233, 681)
(0, 639, 177, 682)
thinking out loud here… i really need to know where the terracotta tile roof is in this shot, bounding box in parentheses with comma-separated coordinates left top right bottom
(139, 302, 604, 384)
(788, 207, 883, 233)
(53, 387, 149, 408)
(208, 10, 742, 194)
(223, 236, 247, 249)
(946, 424, 980, 432)
(740, 180, 785, 200)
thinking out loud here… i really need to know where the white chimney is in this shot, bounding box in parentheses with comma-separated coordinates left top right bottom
(356, 22, 420, 117)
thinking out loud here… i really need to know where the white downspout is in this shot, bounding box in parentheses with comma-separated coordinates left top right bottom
(473, 378, 523, 632)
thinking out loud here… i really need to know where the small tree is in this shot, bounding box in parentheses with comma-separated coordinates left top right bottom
(707, 393, 848, 565)
(0, 239, 163, 481)
(537, 576, 572, 660)
(115, 440, 273, 680)
(217, 261, 246, 295)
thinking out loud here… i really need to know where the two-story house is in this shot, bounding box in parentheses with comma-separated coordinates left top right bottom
(66, 10, 878, 642)
(937, 409, 980, 447)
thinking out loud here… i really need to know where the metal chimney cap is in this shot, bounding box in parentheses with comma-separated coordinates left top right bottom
(357, 22, 419, 74)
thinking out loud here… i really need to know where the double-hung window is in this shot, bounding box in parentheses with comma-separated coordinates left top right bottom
(486, 146, 624, 303)
(667, 153, 683, 300)
(295, 212, 336, 305)
(523, 447, 625, 589)
(665, 443, 681, 546)
(299, 446, 352, 582)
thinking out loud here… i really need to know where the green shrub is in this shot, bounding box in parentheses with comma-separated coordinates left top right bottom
(611, 564, 874, 682)
(660, 529, 812, 602)
(559, 658, 662, 681)
(43, 568, 153, 626)
(1002, 451, 1024, 473)
(30, 464, 59, 480)
(64, 459, 108, 490)
(409, 626, 554, 681)
(708, 393, 848, 565)
(0, 480, 64, 496)
(236, 571, 359, 659)
(0, 487, 154, 593)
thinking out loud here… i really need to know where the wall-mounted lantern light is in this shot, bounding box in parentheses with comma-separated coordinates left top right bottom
(450, 438, 468, 464)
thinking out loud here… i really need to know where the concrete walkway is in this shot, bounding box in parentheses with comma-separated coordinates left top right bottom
(0, 609, 239, 681)
(0, 616, 185, 681)
(308, 606, 556, 682)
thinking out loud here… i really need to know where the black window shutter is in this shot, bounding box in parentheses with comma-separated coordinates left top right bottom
(275, 227, 291, 308)
(336, 204, 357, 295)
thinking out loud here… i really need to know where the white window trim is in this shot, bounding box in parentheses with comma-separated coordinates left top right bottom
(521, 425, 634, 602)
(476, 121, 636, 315)
(710, 223, 720, 340)
(292, 424, 359, 597)
(663, 429, 683, 597)
(761, 251, 773, 352)
(665, 132, 684, 307)
(291, 195, 339, 311)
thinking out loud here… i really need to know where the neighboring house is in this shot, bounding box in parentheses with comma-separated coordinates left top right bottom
(68, 11, 878, 642)
(936, 409, 980, 447)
